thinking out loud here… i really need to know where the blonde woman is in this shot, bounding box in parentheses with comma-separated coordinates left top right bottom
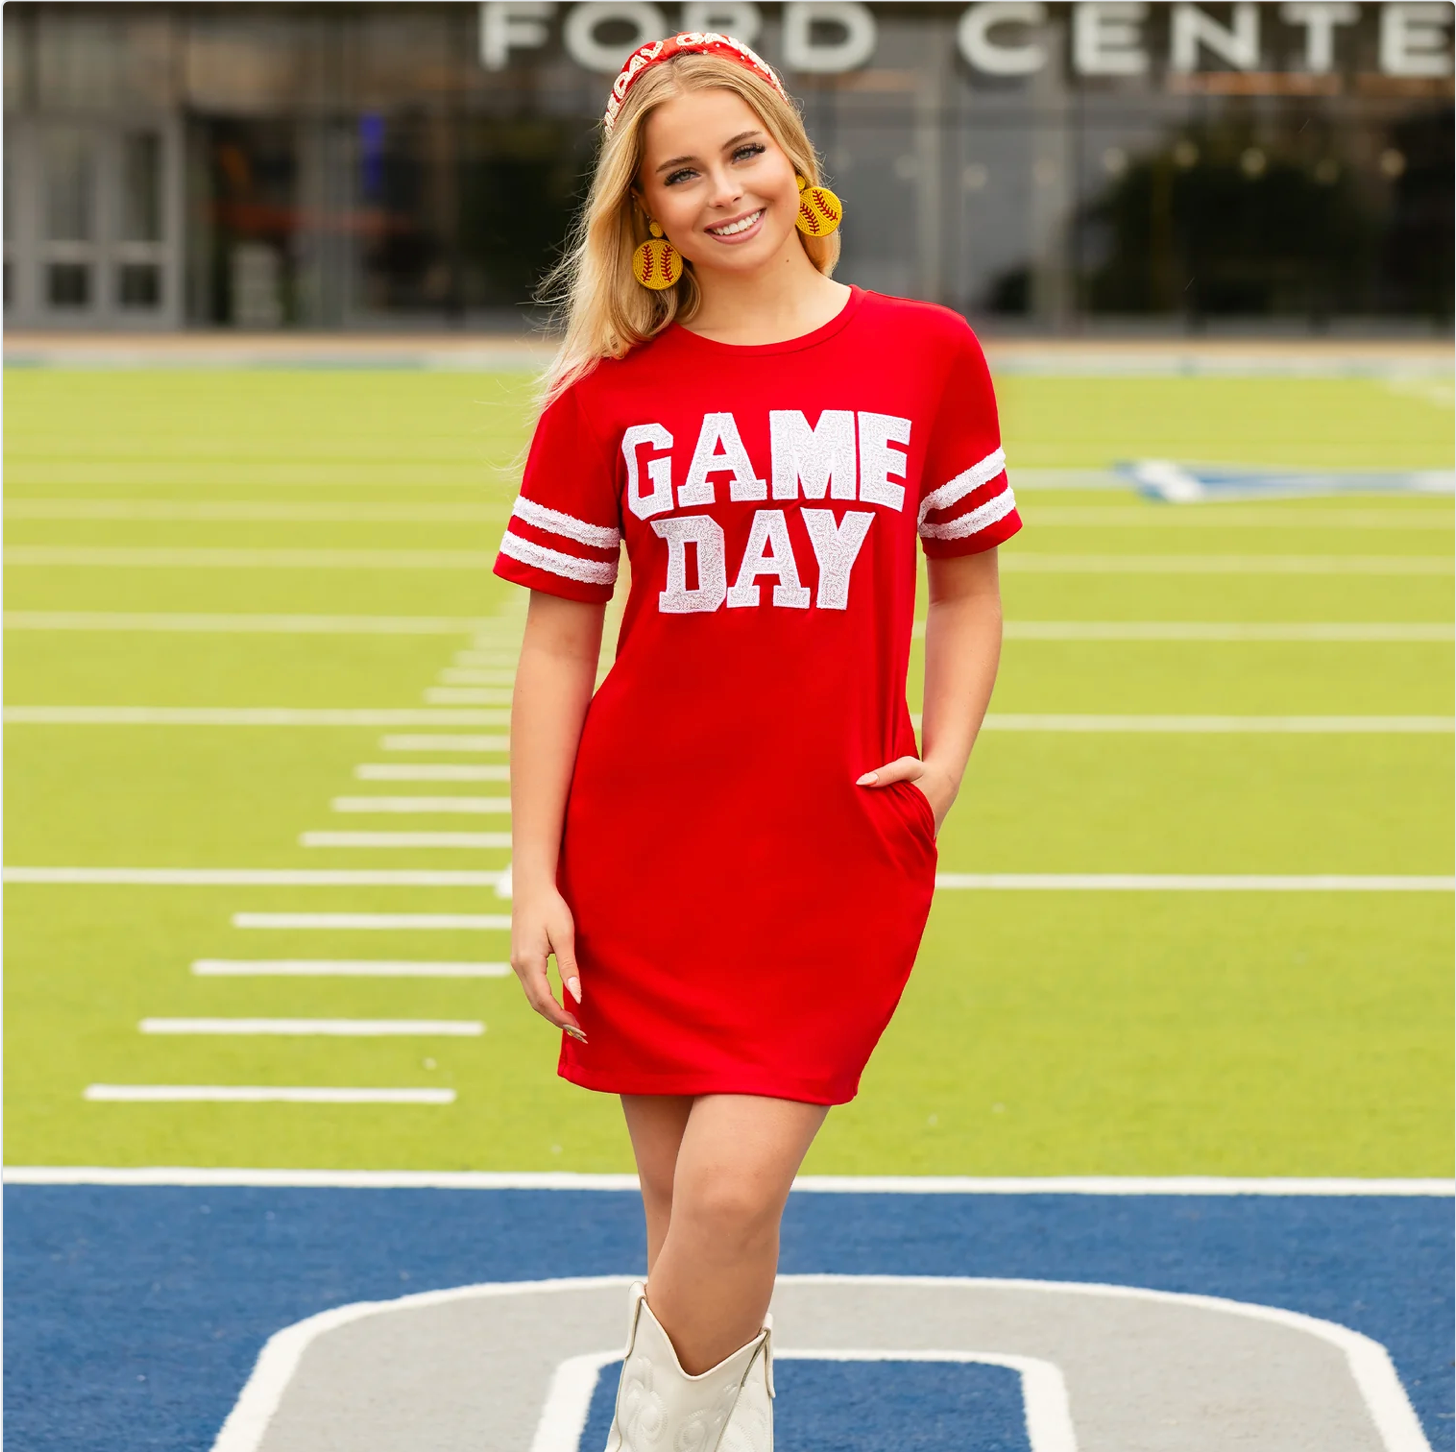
(493, 32, 1020, 1449)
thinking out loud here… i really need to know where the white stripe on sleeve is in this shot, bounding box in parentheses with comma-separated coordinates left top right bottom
(499, 529, 618, 586)
(918, 485, 1018, 541)
(511, 496, 621, 548)
(916, 448, 1008, 529)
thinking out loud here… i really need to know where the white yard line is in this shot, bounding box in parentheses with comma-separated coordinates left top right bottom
(233, 912, 511, 930)
(973, 714, 1455, 733)
(5, 546, 498, 570)
(380, 734, 510, 752)
(81, 1085, 455, 1104)
(7, 1166, 1449, 1194)
(4, 499, 507, 523)
(3, 867, 506, 886)
(423, 687, 514, 705)
(1023, 507, 1453, 530)
(438, 668, 517, 685)
(355, 763, 509, 781)
(191, 960, 511, 978)
(5, 867, 1446, 892)
(139, 1017, 484, 1036)
(4, 707, 510, 726)
(452, 652, 522, 668)
(1001, 553, 1452, 575)
(3, 611, 493, 635)
(330, 795, 510, 814)
(300, 831, 513, 848)
(933, 874, 1455, 891)
(994, 621, 1456, 642)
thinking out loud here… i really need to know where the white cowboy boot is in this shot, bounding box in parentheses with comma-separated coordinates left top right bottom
(603, 1281, 769, 1452)
(718, 1309, 774, 1452)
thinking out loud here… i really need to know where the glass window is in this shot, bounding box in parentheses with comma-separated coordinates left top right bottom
(118, 262, 161, 307)
(46, 261, 89, 306)
(120, 132, 163, 242)
(43, 127, 92, 241)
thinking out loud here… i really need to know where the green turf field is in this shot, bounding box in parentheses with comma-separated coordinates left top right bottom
(4, 365, 1453, 1176)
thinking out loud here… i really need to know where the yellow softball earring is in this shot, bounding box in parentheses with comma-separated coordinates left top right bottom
(633, 220, 684, 290)
(795, 175, 843, 237)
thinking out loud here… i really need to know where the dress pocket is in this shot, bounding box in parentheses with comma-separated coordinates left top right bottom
(890, 778, 938, 845)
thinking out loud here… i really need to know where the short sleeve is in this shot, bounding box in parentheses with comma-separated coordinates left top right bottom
(916, 321, 1021, 558)
(492, 387, 623, 604)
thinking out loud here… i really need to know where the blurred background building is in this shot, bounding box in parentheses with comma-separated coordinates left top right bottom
(3, 0, 1451, 334)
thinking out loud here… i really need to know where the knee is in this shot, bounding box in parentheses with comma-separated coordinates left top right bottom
(671, 1169, 782, 1252)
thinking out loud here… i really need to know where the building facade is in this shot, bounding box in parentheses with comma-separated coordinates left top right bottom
(4, 1, 1452, 332)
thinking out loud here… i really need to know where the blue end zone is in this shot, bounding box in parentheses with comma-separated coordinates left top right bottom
(4, 1188, 1451, 1451)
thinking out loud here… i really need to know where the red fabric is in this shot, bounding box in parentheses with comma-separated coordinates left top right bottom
(494, 286, 1021, 1104)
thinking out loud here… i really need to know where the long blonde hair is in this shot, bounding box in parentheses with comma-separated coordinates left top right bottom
(536, 53, 839, 412)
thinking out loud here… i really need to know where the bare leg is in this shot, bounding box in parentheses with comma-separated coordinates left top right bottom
(620, 1093, 694, 1272)
(642, 1093, 829, 1373)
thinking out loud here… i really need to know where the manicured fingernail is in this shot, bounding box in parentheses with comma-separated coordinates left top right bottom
(856, 772, 877, 785)
(566, 976, 581, 1003)
(564, 1026, 588, 1044)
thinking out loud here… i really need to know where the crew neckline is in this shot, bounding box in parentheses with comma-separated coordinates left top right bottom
(668, 283, 867, 356)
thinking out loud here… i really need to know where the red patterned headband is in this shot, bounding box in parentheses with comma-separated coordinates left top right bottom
(602, 32, 792, 137)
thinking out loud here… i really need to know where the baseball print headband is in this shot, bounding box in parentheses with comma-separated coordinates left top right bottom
(603, 32, 792, 136)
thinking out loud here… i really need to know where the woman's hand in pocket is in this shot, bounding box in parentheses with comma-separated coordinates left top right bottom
(855, 755, 957, 835)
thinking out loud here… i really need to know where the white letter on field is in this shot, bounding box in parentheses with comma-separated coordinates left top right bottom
(770, 409, 858, 501)
(681, 412, 766, 506)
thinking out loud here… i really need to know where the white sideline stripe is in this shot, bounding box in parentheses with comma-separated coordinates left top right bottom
(535, 1346, 1074, 1452)
(450, 653, 521, 668)
(82, 1086, 455, 1104)
(511, 495, 621, 548)
(355, 763, 509, 781)
(331, 795, 510, 814)
(233, 912, 510, 930)
(139, 1018, 484, 1036)
(1024, 506, 1456, 530)
(974, 714, 1455, 733)
(301, 831, 513, 848)
(380, 734, 510, 752)
(3, 611, 493, 635)
(1001, 553, 1453, 575)
(423, 686, 513, 705)
(199, 1274, 1432, 1452)
(3, 498, 509, 523)
(6, 1168, 1449, 1195)
(994, 621, 1456, 643)
(4, 707, 510, 726)
(5, 546, 499, 570)
(191, 960, 511, 978)
(3, 867, 506, 886)
(934, 874, 1455, 891)
(498, 529, 618, 586)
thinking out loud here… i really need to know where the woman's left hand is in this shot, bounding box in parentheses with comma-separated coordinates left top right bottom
(855, 756, 957, 835)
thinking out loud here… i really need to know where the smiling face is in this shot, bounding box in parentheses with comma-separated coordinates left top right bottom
(635, 86, 803, 278)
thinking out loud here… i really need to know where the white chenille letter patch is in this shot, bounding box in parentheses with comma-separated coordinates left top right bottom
(857, 412, 912, 512)
(769, 410, 857, 501)
(681, 412, 767, 505)
(726, 509, 811, 609)
(801, 508, 874, 610)
(652, 514, 728, 613)
(623, 423, 675, 520)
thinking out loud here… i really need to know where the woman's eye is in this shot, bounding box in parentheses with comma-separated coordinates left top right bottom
(733, 144, 766, 163)
(665, 167, 695, 186)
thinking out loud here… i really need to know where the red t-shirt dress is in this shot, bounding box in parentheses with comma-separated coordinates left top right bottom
(493, 285, 1021, 1105)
